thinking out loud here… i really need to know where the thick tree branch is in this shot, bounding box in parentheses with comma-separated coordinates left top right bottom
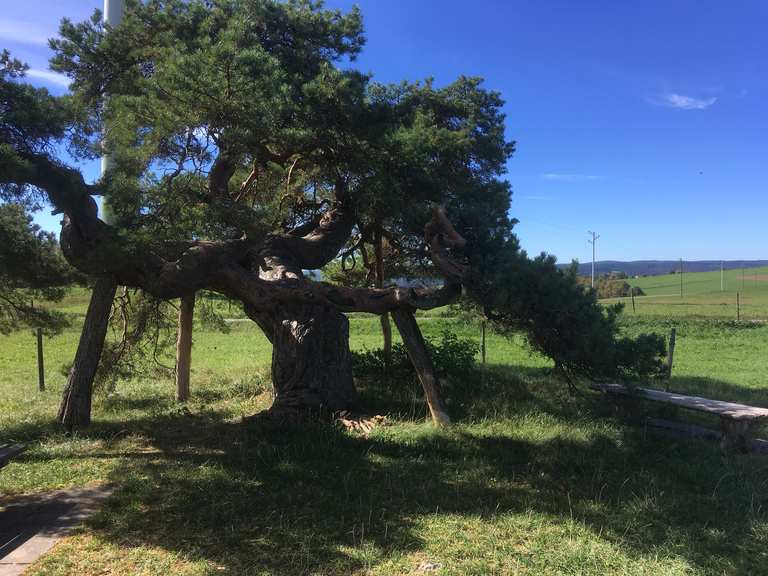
(219, 268, 462, 315)
(3, 153, 470, 317)
(2, 151, 101, 239)
(208, 151, 238, 199)
(258, 180, 356, 278)
(425, 206, 470, 282)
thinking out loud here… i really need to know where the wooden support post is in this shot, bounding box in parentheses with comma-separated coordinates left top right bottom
(374, 227, 392, 370)
(720, 418, 751, 453)
(175, 292, 195, 402)
(36, 327, 45, 392)
(631, 287, 636, 313)
(391, 309, 451, 426)
(480, 320, 486, 364)
(737, 292, 740, 322)
(664, 327, 676, 391)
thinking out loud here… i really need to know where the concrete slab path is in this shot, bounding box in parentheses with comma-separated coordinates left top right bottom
(0, 485, 113, 576)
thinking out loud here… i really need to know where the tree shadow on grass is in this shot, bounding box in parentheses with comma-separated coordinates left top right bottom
(665, 374, 768, 407)
(7, 367, 768, 574)
(594, 374, 768, 438)
(84, 414, 768, 574)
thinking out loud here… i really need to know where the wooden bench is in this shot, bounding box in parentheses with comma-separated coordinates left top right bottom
(591, 383, 768, 452)
(0, 443, 25, 469)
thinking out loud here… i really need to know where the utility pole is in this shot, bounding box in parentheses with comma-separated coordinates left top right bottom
(588, 231, 600, 288)
(101, 0, 123, 223)
(105, 0, 124, 24)
(721, 261, 724, 291)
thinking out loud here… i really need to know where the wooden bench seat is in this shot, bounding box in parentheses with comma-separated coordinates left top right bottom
(0, 443, 25, 469)
(591, 383, 768, 452)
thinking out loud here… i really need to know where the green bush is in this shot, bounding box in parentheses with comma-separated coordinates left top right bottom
(575, 276, 645, 299)
(467, 250, 666, 381)
(352, 329, 479, 384)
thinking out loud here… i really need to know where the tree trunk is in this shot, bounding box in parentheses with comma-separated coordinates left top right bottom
(391, 308, 451, 426)
(251, 303, 357, 417)
(374, 226, 392, 369)
(58, 277, 117, 430)
(175, 292, 195, 402)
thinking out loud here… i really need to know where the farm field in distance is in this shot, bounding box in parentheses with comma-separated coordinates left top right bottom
(619, 265, 768, 319)
(2, 269, 768, 575)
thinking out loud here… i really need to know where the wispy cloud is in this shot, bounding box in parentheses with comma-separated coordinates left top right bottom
(541, 173, 602, 183)
(520, 195, 550, 201)
(0, 20, 52, 46)
(26, 69, 70, 87)
(650, 93, 718, 110)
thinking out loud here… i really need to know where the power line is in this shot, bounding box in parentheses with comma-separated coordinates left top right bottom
(588, 231, 600, 288)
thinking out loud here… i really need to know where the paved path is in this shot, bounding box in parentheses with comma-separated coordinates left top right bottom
(0, 485, 113, 576)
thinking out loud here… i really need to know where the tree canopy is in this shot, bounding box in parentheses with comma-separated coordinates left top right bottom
(0, 51, 79, 334)
(0, 0, 664, 422)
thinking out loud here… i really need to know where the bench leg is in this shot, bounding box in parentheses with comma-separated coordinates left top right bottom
(720, 419, 751, 453)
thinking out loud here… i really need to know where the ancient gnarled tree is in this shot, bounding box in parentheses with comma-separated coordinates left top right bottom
(0, 1, 665, 428)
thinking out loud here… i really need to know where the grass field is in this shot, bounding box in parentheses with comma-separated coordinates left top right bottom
(3, 275, 768, 575)
(617, 265, 768, 319)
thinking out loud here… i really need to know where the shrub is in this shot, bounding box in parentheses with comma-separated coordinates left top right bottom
(471, 251, 666, 381)
(576, 276, 645, 299)
(352, 329, 479, 384)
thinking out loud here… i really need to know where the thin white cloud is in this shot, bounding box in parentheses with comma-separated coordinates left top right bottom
(25, 69, 70, 87)
(520, 195, 550, 200)
(651, 93, 718, 110)
(0, 20, 52, 46)
(541, 173, 602, 183)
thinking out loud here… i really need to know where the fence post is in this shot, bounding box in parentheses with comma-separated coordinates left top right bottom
(737, 292, 740, 322)
(36, 327, 45, 392)
(480, 320, 486, 364)
(631, 287, 636, 313)
(664, 327, 676, 391)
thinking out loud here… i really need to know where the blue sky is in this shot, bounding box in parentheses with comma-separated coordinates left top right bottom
(3, 0, 766, 263)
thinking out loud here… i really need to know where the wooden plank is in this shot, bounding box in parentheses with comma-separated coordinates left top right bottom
(720, 418, 752, 452)
(748, 438, 768, 455)
(645, 417, 722, 440)
(0, 443, 25, 468)
(646, 419, 768, 455)
(592, 383, 768, 420)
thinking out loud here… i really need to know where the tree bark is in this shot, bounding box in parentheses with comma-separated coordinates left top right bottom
(251, 303, 357, 417)
(391, 309, 451, 426)
(7, 148, 473, 426)
(175, 292, 195, 402)
(58, 277, 117, 430)
(374, 226, 392, 370)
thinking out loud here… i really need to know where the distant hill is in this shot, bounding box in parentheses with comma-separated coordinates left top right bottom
(560, 260, 768, 278)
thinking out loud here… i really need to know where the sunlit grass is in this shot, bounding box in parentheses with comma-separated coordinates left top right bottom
(2, 279, 768, 574)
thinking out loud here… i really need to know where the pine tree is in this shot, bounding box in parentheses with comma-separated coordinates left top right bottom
(0, 2, 664, 426)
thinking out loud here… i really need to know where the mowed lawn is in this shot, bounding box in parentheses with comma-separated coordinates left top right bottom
(2, 281, 768, 575)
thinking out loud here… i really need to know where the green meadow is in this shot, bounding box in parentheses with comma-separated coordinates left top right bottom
(618, 265, 768, 319)
(2, 273, 768, 575)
